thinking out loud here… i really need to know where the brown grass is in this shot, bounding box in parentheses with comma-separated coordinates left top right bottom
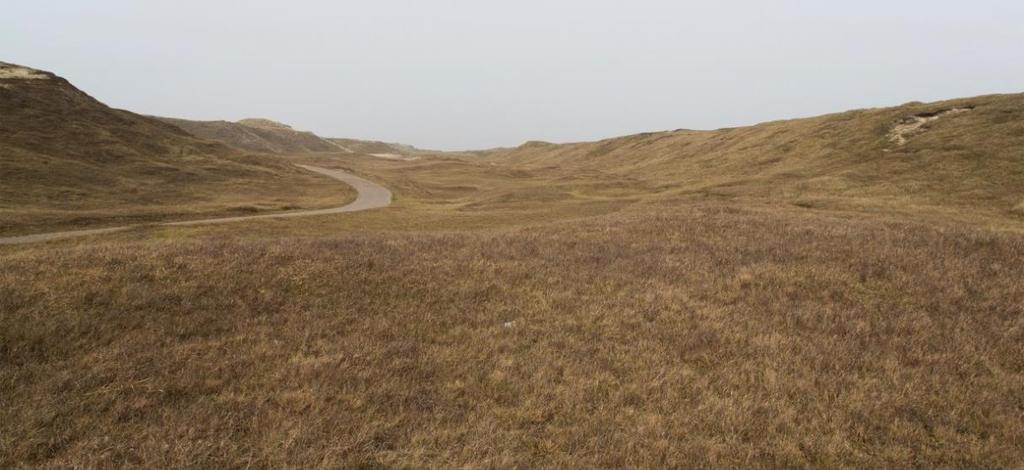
(2, 203, 1023, 467)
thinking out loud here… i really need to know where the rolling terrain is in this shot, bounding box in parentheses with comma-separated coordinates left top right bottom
(0, 62, 355, 235)
(2, 62, 1023, 467)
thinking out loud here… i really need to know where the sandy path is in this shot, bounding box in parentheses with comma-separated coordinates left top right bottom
(0, 165, 391, 245)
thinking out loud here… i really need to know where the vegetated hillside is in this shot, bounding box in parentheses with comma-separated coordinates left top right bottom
(485, 94, 1024, 221)
(155, 116, 431, 159)
(157, 116, 341, 154)
(0, 62, 353, 234)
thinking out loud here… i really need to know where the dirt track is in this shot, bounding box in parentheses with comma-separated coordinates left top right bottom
(0, 165, 391, 245)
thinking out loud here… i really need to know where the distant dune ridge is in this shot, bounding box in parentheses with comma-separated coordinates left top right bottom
(153, 116, 431, 159)
(154, 116, 343, 154)
(327, 137, 429, 158)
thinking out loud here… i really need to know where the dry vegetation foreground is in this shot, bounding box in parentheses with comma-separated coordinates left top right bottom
(3, 203, 1023, 467)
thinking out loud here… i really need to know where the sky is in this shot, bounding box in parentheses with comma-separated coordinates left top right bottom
(4, 1, 1023, 150)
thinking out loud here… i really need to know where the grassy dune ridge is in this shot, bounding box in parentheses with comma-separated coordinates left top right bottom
(482, 93, 1024, 222)
(0, 63, 355, 235)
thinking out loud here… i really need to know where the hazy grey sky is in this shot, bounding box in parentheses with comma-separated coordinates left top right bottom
(4, 1, 1023, 150)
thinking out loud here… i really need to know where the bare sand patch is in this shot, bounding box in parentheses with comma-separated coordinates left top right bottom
(371, 153, 420, 161)
(0, 63, 48, 80)
(888, 107, 973, 145)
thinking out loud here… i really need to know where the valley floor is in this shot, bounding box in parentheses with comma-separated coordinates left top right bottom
(2, 153, 1023, 467)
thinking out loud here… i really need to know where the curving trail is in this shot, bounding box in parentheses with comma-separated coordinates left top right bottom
(0, 165, 391, 245)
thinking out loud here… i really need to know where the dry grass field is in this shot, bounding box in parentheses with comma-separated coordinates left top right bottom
(3, 203, 1023, 467)
(2, 60, 1023, 466)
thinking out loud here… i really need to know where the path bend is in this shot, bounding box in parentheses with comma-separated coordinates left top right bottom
(0, 165, 391, 245)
